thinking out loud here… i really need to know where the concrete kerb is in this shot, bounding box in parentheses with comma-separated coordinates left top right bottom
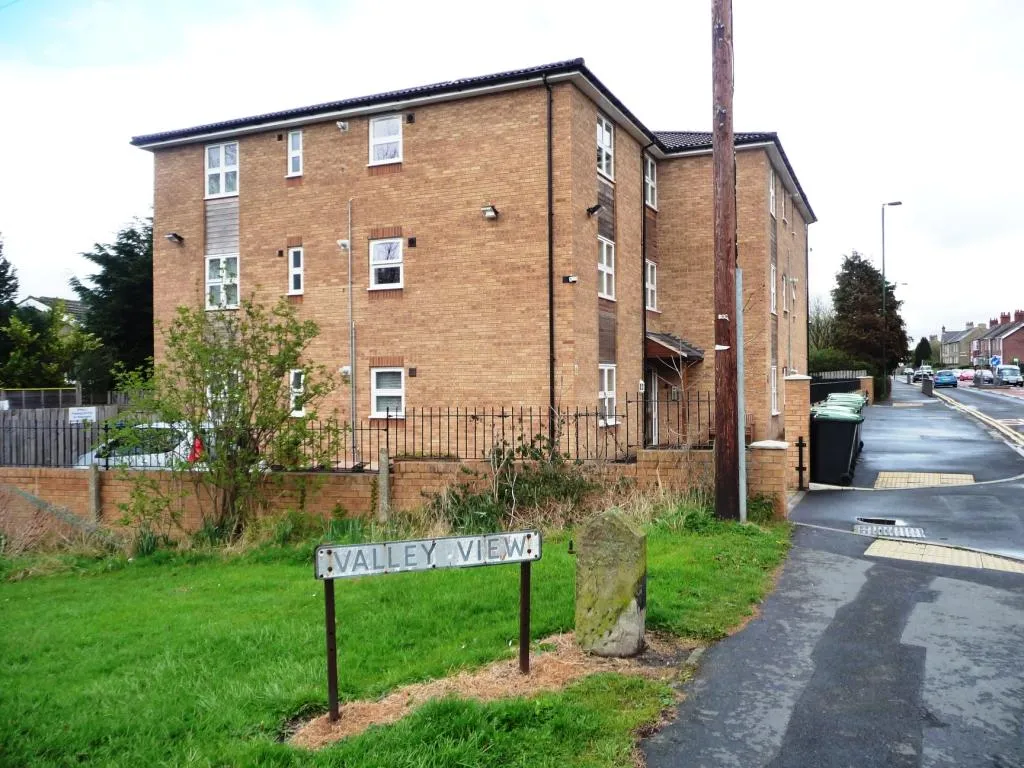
(791, 520, 1024, 566)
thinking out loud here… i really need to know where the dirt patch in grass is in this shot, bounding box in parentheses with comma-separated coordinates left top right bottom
(291, 632, 696, 749)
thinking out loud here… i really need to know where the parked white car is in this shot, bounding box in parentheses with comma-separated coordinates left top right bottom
(995, 364, 1023, 387)
(76, 423, 207, 469)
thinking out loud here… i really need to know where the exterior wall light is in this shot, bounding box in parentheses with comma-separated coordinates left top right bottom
(165, 232, 184, 244)
(481, 204, 499, 220)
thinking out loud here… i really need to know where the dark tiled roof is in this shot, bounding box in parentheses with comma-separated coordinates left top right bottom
(647, 332, 704, 360)
(980, 322, 1011, 340)
(132, 59, 590, 146)
(941, 330, 966, 344)
(19, 296, 87, 323)
(130, 58, 815, 221)
(998, 320, 1024, 338)
(654, 131, 777, 151)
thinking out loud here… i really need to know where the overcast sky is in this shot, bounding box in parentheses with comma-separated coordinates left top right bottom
(1, 0, 1022, 343)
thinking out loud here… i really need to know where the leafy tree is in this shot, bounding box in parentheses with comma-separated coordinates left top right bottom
(913, 337, 932, 368)
(113, 298, 341, 541)
(71, 219, 154, 393)
(0, 303, 101, 387)
(831, 251, 909, 379)
(0, 233, 18, 367)
(808, 297, 837, 351)
(808, 347, 872, 374)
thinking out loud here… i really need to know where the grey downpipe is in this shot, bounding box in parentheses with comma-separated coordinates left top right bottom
(348, 198, 357, 460)
(544, 76, 555, 442)
(640, 142, 655, 446)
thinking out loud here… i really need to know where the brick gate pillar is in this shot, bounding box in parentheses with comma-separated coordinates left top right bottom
(784, 374, 811, 491)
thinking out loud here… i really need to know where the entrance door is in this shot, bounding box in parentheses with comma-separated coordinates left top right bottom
(646, 370, 659, 446)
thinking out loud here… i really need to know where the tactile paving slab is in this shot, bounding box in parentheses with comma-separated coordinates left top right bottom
(873, 472, 974, 489)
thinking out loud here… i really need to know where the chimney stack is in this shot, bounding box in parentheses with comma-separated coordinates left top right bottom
(991, 318, 999, 328)
(966, 321, 974, 329)
(1015, 309, 1024, 323)
(941, 325, 946, 334)
(1001, 312, 1011, 325)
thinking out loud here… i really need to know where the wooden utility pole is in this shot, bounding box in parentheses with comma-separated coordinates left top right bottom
(712, 0, 739, 520)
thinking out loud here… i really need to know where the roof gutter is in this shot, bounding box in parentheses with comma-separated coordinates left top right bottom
(662, 141, 816, 224)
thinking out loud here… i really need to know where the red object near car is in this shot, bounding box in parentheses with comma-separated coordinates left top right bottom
(958, 369, 975, 382)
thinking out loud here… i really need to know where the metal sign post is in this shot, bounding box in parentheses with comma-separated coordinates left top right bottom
(315, 530, 542, 722)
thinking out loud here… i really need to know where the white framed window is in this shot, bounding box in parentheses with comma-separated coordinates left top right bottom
(598, 237, 615, 300)
(770, 263, 777, 315)
(288, 247, 304, 295)
(371, 367, 405, 418)
(206, 141, 238, 199)
(369, 238, 403, 290)
(289, 369, 305, 417)
(781, 272, 788, 313)
(596, 114, 614, 180)
(287, 130, 303, 177)
(768, 165, 776, 218)
(206, 255, 239, 309)
(598, 364, 617, 426)
(644, 156, 657, 208)
(771, 365, 780, 415)
(369, 115, 403, 165)
(645, 260, 657, 311)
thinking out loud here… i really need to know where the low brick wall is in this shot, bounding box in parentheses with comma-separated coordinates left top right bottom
(1, 445, 792, 546)
(0, 467, 377, 541)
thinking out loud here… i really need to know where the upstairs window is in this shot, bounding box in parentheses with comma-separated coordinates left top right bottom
(598, 237, 615, 300)
(644, 156, 657, 208)
(369, 238, 403, 289)
(371, 368, 405, 418)
(287, 130, 303, 177)
(597, 114, 614, 180)
(288, 247, 304, 295)
(782, 272, 788, 313)
(289, 369, 305, 417)
(206, 255, 239, 309)
(206, 142, 238, 198)
(770, 263, 777, 314)
(369, 115, 403, 165)
(768, 165, 776, 218)
(645, 260, 657, 311)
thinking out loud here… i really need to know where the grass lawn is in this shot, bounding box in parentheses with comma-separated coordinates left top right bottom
(0, 520, 789, 767)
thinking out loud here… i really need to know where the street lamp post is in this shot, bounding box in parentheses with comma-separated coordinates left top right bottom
(881, 201, 902, 394)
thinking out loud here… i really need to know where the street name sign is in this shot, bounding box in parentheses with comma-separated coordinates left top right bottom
(314, 531, 541, 580)
(314, 530, 542, 722)
(68, 406, 98, 424)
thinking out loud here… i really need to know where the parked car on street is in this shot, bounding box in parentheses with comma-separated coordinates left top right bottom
(76, 423, 207, 469)
(934, 370, 958, 388)
(913, 367, 933, 382)
(958, 369, 976, 382)
(995, 364, 1023, 387)
(975, 369, 995, 385)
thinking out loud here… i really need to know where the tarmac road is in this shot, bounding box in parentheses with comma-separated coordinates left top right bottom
(792, 380, 1024, 560)
(642, 526, 1024, 768)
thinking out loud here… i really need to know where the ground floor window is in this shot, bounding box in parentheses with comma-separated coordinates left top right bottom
(599, 364, 617, 425)
(371, 367, 405, 417)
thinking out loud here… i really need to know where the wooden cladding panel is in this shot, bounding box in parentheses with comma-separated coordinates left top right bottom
(599, 310, 617, 364)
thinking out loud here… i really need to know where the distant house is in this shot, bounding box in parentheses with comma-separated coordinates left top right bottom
(1001, 315, 1024, 365)
(15, 296, 87, 325)
(939, 322, 987, 367)
(974, 311, 1024, 366)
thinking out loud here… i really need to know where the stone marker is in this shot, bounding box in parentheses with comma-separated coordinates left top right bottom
(575, 509, 646, 657)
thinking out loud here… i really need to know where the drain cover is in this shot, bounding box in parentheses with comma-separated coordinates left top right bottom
(854, 524, 926, 539)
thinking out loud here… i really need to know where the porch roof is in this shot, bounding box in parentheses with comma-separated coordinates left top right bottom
(646, 332, 704, 361)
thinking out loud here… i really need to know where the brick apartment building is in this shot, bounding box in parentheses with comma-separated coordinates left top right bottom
(132, 58, 815, 446)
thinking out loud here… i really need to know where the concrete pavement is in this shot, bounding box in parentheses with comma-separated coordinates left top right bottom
(642, 526, 1024, 768)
